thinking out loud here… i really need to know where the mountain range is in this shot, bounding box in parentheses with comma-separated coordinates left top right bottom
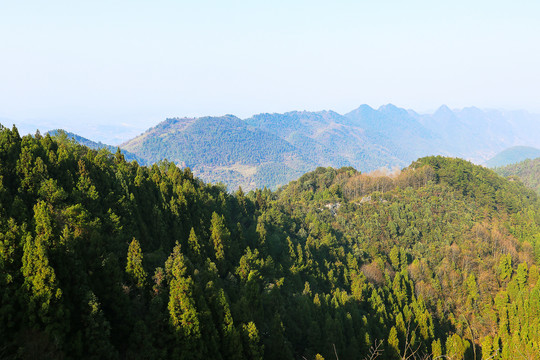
(116, 104, 540, 190)
(15, 104, 539, 191)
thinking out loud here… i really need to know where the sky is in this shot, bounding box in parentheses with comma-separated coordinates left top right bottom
(1, 0, 540, 144)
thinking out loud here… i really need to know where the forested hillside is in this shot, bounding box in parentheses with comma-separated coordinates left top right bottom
(1, 125, 540, 359)
(245, 110, 402, 170)
(485, 146, 540, 168)
(119, 105, 540, 191)
(495, 157, 540, 194)
(120, 115, 313, 190)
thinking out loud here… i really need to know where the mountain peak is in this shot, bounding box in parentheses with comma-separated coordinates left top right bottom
(357, 104, 375, 112)
(434, 104, 455, 118)
(344, 104, 375, 119)
(378, 104, 408, 116)
(378, 103, 398, 111)
(436, 104, 451, 113)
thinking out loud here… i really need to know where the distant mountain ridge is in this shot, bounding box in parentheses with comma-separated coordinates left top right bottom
(485, 146, 540, 168)
(38, 105, 540, 191)
(120, 115, 314, 189)
(118, 104, 540, 190)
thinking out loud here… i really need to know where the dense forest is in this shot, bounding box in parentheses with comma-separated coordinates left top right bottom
(495, 157, 540, 195)
(1, 125, 540, 359)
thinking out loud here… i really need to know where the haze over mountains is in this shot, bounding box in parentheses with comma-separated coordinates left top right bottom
(484, 146, 540, 168)
(11, 104, 539, 191)
(116, 104, 540, 190)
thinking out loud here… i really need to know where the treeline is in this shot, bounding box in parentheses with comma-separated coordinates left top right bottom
(1, 126, 540, 359)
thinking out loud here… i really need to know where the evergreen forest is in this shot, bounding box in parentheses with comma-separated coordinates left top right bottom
(495, 157, 540, 195)
(1, 126, 540, 359)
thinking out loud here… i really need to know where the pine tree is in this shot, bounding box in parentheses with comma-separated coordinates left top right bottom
(83, 292, 118, 359)
(445, 333, 468, 360)
(22, 201, 66, 338)
(126, 238, 147, 289)
(215, 288, 243, 358)
(167, 244, 203, 358)
(388, 326, 399, 358)
(187, 227, 202, 261)
(431, 339, 442, 358)
(242, 321, 263, 360)
(210, 212, 230, 263)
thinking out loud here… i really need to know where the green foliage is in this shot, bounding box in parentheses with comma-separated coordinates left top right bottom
(48, 129, 146, 164)
(210, 212, 229, 264)
(22, 202, 65, 335)
(83, 291, 118, 359)
(445, 333, 469, 360)
(242, 321, 263, 360)
(495, 156, 540, 194)
(187, 227, 202, 261)
(1, 127, 540, 359)
(167, 244, 201, 341)
(387, 326, 399, 358)
(126, 238, 147, 289)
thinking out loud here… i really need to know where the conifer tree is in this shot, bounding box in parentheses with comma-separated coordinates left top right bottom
(22, 201, 65, 337)
(387, 326, 399, 358)
(188, 227, 202, 261)
(167, 244, 202, 357)
(445, 333, 468, 360)
(215, 288, 243, 358)
(126, 238, 147, 289)
(83, 291, 117, 359)
(431, 339, 442, 358)
(242, 321, 263, 360)
(210, 212, 230, 263)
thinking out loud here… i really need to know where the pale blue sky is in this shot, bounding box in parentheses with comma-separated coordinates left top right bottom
(1, 0, 539, 144)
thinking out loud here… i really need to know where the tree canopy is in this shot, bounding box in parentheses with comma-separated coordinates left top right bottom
(1, 126, 539, 359)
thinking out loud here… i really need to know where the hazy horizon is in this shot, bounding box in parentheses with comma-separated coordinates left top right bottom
(2, 103, 540, 146)
(2, 0, 540, 144)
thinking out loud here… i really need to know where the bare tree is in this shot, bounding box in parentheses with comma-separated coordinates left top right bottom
(333, 343, 339, 360)
(399, 321, 422, 360)
(362, 339, 384, 360)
